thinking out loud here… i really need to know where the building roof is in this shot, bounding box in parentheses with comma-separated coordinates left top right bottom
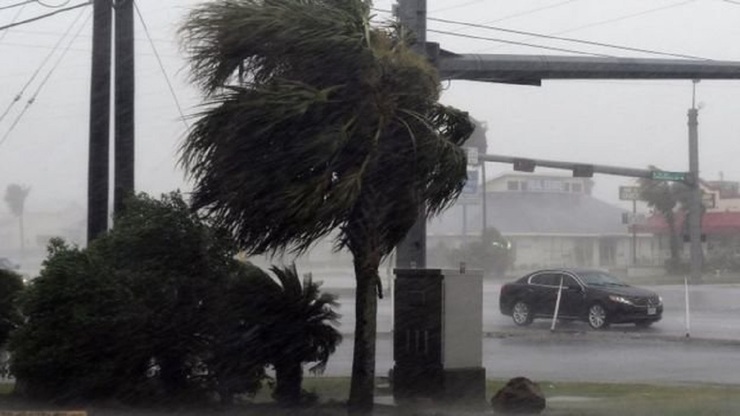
(428, 191, 629, 237)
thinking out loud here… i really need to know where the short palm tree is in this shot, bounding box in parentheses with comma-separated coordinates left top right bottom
(263, 265, 341, 405)
(180, 0, 473, 411)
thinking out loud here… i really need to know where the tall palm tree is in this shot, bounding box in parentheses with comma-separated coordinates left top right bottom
(4, 184, 30, 262)
(638, 167, 696, 269)
(179, 0, 473, 411)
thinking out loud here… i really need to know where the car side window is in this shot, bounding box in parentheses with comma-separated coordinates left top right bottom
(530, 273, 557, 286)
(558, 274, 579, 289)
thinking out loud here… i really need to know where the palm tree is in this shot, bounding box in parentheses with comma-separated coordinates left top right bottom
(208, 263, 341, 406)
(179, 0, 473, 411)
(265, 265, 341, 406)
(638, 167, 696, 269)
(4, 184, 30, 262)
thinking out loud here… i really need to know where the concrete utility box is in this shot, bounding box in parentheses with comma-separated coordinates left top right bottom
(392, 268, 485, 405)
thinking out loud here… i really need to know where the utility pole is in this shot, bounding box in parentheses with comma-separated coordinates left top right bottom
(114, 0, 135, 215)
(396, 0, 428, 269)
(87, 0, 112, 243)
(688, 80, 702, 283)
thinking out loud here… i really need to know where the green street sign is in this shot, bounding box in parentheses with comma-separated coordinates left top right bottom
(651, 171, 686, 181)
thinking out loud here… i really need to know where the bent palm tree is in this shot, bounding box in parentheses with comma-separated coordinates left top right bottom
(180, 0, 473, 411)
(4, 184, 30, 262)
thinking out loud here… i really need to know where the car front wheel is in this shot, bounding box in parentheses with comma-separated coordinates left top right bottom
(512, 300, 533, 326)
(587, 303, 609, 330)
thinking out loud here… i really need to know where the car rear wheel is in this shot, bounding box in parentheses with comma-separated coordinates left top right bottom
(587, 303, 609, 330)
(512, 300, 533, 326)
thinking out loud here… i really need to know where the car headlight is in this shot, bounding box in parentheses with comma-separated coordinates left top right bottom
(609, 295, 634, 305)
(658, 296, 663, 305)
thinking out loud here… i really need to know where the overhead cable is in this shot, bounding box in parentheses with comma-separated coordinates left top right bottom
(0, 1, 34, 11)
(133, 1, 189, 129)
(428, 15, 709, 60)
(0, 6, 87, 125)
(475, 0, 696, 53)
(427, 29, 614, 57)
(0, 1, 27, 43)
(0, 10, 91, 148)
(35, 0, 74, 7)
(0, 1, 90, 33)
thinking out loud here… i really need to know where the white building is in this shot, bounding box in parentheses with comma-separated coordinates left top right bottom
(428, 173, 655, 273)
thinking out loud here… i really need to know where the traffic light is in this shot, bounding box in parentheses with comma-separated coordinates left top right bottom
(513, 158, 536, 172)
(573, 164, 594, 178)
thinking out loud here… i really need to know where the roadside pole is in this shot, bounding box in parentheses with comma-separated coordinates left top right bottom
(550, 276, 564, 332)
(688, 80, 703, 284)
(685, 276, 691, 338)
(632, 200, 637, 265)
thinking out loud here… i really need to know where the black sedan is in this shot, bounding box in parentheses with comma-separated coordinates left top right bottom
(499, 268, 663, 329)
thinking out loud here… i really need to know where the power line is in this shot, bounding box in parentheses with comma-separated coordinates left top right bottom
(0, 0, 27, 43)
(427, 29, 614, 57)
(475, 0, 697, 53)
(0, 6, 86, 125)
(430, 0, 483, 14)
(0, 1, 34, 11)
(0, 1, 90, 33)
(0, 10, 91, 148)
(133, 1, 189, 129)
(35, 0, 74, 7)
(452, 0, 580, 28)
(427, 15, 709, 61)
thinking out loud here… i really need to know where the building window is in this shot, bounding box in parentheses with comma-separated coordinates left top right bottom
(563, 183, 570, 192)
(520, 181, 528, 191)
(507, 181, 519, 191)
(572, 183, 582, 193)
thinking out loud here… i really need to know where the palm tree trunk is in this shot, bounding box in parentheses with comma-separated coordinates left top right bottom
(667, 212, 680, 265)
(18, 214, 24, 263)
(348, 249, 380, 414)
(274, 360, 303, 406)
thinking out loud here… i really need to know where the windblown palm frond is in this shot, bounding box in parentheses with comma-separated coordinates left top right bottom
(180, 0, 473, 258)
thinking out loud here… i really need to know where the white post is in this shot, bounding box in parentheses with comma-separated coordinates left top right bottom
(551, 276, 564, 331)
(684, 276, 691, 338)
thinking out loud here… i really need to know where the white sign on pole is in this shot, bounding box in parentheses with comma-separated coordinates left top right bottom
(466, 147, 479, 166)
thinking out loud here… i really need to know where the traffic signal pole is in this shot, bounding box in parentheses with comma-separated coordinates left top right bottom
(396, 0, 429, 269)
(394, 0, 740, 272)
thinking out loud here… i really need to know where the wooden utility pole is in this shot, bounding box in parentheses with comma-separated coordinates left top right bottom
(87, 0, 112, 242)
(114, 0, 135, 215)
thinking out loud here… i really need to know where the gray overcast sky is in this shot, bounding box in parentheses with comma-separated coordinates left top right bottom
(2, 0, 740, 214)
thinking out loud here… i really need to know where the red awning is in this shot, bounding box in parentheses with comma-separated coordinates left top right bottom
(635, 211, 740, 235)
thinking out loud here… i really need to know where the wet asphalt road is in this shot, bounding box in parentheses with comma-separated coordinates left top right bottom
(322, 281, 740, 385)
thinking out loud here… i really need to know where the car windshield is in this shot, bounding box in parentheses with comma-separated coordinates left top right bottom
(578, 271, 629, 287)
